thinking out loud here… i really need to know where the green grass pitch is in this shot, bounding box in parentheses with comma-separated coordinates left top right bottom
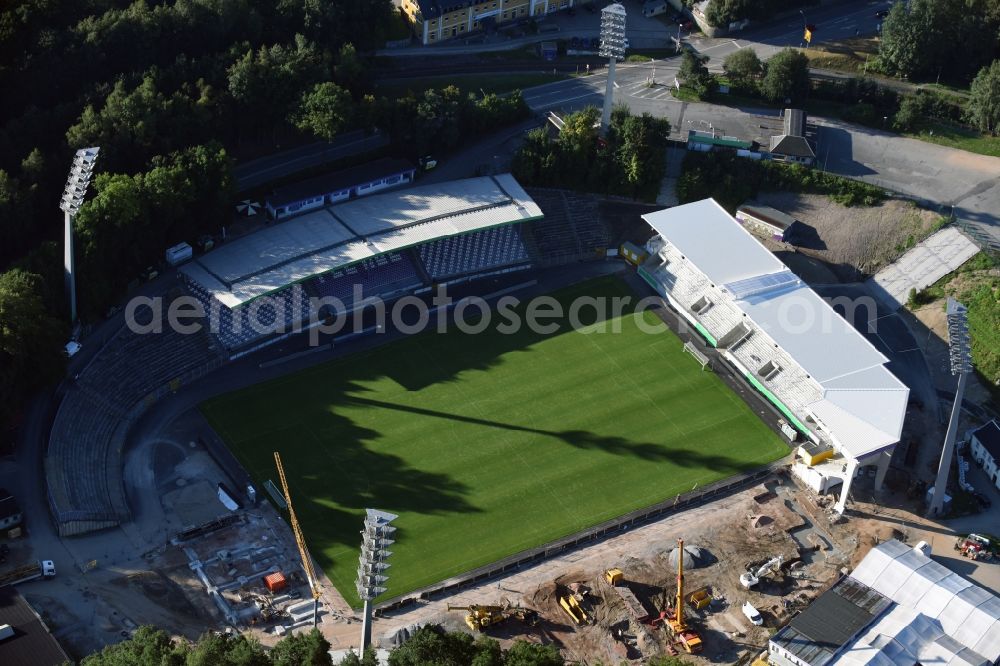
(201, 276, 788, 607)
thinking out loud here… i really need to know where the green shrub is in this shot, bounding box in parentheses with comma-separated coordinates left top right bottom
(677, 151, 886, 209)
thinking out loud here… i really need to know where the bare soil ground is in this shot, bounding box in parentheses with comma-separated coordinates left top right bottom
(750, 193, 945, 281)
(348, 476, 857, 664)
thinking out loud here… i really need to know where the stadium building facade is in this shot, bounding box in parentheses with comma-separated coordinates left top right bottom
(638, 199, 909, 514)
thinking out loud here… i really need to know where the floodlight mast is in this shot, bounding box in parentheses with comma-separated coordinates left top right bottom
(599, 3, 627, 132)
(928, 298, 972, 516)
(356, 508, 398, 654)
(60, 147, 100, 323)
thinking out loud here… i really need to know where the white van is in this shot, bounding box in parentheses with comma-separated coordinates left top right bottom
(742, 601, 764, 626)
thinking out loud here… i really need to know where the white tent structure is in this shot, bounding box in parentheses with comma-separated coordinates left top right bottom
(850, 540, 1000, 661)
(769, 541, 1000, 666)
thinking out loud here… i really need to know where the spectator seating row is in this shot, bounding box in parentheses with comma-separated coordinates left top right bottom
(417, 225, 530, 281)
(304, 252, 422, 311)
(46, 295, 221, 536)
(523, 188, 610, 266)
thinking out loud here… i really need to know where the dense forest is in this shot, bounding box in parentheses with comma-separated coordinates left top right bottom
(0, 0, 533, 447)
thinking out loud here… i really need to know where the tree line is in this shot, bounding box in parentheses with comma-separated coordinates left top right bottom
(877, 0, 1000, 85)
(0, 0, 535, 449)
(718, 45, 1000, 137)
(676, 150, 886, 212)
(77, 624, 694, 666)
(512, 106, 672, 201)
(76, 625, 562, 666)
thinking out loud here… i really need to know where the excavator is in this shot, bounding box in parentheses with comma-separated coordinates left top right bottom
(661, 538, 703, 654)
(740, 555, 784, 589)
(447, 602, 539, 632)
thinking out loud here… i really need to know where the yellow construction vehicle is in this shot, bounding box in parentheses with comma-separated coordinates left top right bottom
(274, 452, 322, 628)
(688, 586, 712, 610)
(448, 604, 506, 631)
(559, 594, 589, 625)
(665, 539, 703, 653)
(447, 603, 539, 632)
(604, 568, 624, 586)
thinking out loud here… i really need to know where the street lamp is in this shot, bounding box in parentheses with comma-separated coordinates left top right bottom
(928, 298, 972, 516)
(599, 3, 627, 132)
(60, 147, 100, 323)
(356, 509, 398, 653)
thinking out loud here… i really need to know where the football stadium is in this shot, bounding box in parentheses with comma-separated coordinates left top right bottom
(45, 174, 906, 612)
(200, 275, 788, 606)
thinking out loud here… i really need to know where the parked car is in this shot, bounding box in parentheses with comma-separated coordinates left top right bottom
(875, 9, 890, 18)
(973, 491, 992, 509)
(742, 601, 764, 626)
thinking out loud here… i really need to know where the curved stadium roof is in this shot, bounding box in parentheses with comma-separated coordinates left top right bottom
(181, 174, 542, 308)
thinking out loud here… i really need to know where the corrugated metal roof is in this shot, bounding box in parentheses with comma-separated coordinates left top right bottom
(0, 586, 71, 666)
(181, 174, 542, 308)
(773, 577, 890, 666)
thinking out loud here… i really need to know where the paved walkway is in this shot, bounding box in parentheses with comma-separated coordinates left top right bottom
(866, 227, 980, 311)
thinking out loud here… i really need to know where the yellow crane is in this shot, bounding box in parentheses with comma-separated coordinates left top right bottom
(274, 451, 321, 627)
(666, 538, 703, 653)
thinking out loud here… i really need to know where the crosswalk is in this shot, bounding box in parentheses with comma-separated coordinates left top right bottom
(620, 80, 678, 101)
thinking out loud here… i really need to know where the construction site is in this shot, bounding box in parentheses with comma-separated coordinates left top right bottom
(341, 473, 871, 663)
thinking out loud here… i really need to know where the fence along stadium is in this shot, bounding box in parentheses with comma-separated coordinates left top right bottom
(45, 174, 616, 536)
(637, 198, 909, 515)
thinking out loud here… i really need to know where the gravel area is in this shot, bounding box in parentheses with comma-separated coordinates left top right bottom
(750, 193, 945, 281)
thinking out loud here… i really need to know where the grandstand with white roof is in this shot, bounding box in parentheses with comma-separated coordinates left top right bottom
(46, 173, 619, 536)
(637, 199, 909, 514)
(180, 174, 542, 355)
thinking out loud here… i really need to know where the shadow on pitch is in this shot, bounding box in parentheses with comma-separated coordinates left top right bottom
(345, 395, 754, 474)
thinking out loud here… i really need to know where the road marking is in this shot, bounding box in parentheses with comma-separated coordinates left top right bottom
(528, 90, 602, 110)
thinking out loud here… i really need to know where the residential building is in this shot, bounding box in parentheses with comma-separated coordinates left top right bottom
(970, 419, 1000, 489)
(643, 0, 668, 17)
(769, 540, 1000, 666)
(0, 586, 71, 666)
(769, 109, 816, 165)
(401, 0, 579, 45)
(265, 158, 415, 221)
(0, 489, 21, 531)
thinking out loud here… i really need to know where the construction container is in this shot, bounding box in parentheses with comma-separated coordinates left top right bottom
(620, 241, 649, 267)
(264, 572, 287, 593)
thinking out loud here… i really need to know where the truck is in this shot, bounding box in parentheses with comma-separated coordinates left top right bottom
(0, 560, 56, 586)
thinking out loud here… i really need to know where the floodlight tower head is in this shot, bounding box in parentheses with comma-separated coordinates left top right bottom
(945, 298, 972, 375)
(62, 146, 99, 324)
(599, 3, 627, 62)
(60, 147, 100, 215)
